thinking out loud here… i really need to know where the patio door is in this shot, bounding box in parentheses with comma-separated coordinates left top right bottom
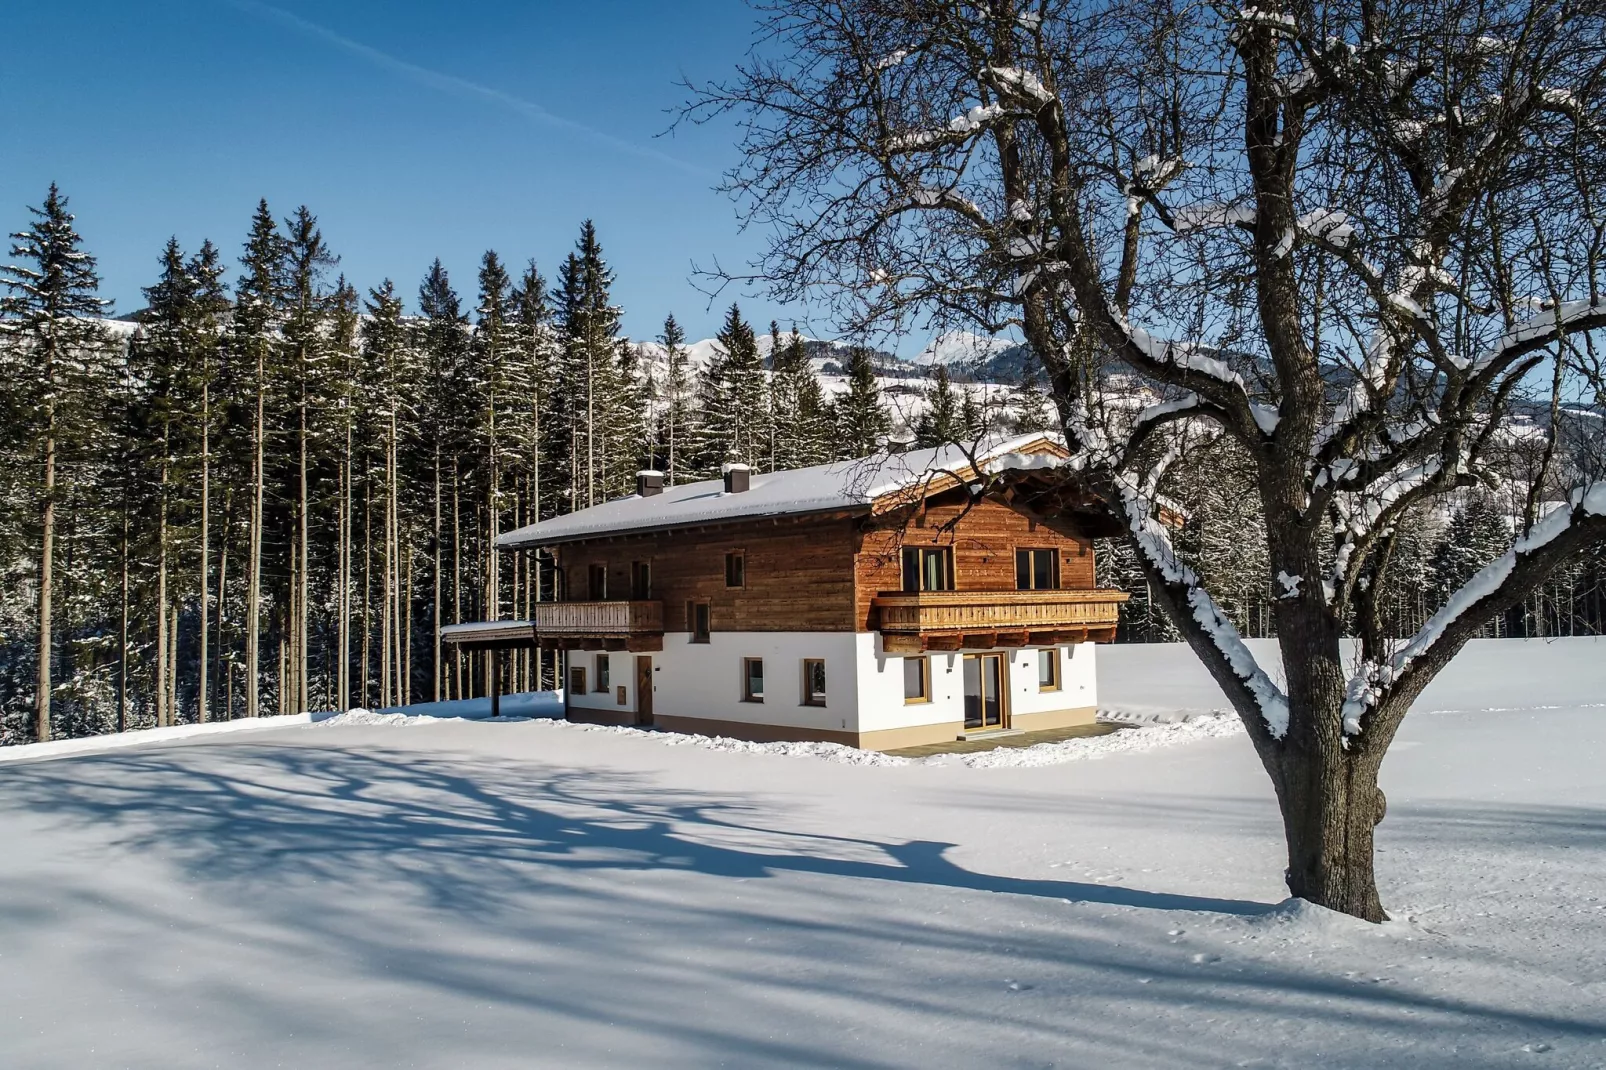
(962, 653, 1007, 731)
(635, 656, 654, 727)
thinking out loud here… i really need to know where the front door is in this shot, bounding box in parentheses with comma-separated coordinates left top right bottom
(635, 656, 654, 727)
(962, 653, 1007, 730)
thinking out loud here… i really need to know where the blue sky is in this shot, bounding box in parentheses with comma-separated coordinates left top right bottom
(0, 0, 827, 345)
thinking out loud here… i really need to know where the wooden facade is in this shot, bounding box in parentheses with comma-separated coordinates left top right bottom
(539, 490, 1122, 650)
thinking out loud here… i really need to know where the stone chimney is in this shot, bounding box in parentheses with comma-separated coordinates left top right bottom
(636, 470, 664, 497)
(722, 463, 751, 494)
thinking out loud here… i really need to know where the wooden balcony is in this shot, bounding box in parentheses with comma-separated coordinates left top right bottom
(872, 589, 1129, 652)
(532, 600, 665, 651)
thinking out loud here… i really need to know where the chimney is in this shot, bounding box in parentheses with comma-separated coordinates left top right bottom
(636, 470, 664, 497)
(722, 462, 751, 494)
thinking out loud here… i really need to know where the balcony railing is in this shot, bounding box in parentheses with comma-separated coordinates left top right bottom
(872, 589, 1128, 651)
(532, 600, 665, 650)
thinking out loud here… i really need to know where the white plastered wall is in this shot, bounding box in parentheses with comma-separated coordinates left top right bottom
(856, 636, 1098, 734)
(630, 631, 864, 732)
(565, 650, 640, 716)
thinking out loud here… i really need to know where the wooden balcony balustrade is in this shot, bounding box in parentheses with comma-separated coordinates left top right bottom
(872, 589, 1129, 652)
(532, 600, 665, 651)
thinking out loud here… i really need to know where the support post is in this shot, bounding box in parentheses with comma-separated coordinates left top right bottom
(491, 649, 501, 718)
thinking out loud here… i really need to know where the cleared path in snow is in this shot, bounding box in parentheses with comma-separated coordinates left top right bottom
(0, 639, 1601, 1069)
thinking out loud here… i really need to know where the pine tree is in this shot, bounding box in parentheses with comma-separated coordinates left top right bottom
(833, 345, 891, 457)
(694, 303, 767, 472)
(0, 184, 111, 741)
(472, 250, 515, 629)
(231, 199, 286, 720)
(659, 313, 693, 484)
(280, 206, 338, 715)
(1011, 363, 1054, 434)
(417, 259, 469, 700)
(914, 365, 964, 447)
(549, 222, 623, 507)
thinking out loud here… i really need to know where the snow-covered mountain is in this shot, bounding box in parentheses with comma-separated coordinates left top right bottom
(912, 330, 1014, 368)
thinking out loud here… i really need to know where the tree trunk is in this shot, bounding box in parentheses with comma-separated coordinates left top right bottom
(1273, 742, 1388, 922)
(246, 353, 265, 719)
(37, 401, 55, 743)
(156, 452, 170, 728)
(197, 377, 210, 723)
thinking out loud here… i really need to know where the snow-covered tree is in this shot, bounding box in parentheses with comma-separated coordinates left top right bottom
(833, 345, 891, 456)
(685, 0, 1606, 919)
(0, 184, 112, 742)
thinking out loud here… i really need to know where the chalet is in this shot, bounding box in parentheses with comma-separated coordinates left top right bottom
(441, 433, 1129, 750)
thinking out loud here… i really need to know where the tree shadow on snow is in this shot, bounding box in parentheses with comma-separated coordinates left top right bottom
(4, 742, 1605, 1068)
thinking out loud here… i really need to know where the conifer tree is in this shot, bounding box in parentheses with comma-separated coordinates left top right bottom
(833, 345, 890, 457)
(659, 313, 693, 484)
(1011, 364, 1054, 435)
(417, 259, 469, 700)
(281, 206, 338, 715)
(914, 364, 963, 447)
(231, 199, 285, 719)
(473, 250, 515, 627)
(549, 222, 623, 508)
(695, 303, 767, 471)
(0, 184, 111, 741)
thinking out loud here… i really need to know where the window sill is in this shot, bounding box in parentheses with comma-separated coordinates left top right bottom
(802, 701, 827, 708)
(903, 697, 931, 705)
(740, 697, 764, 704)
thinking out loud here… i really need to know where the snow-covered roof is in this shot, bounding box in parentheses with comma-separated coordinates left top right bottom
(439, 620, 536, 644)
(497, 433, 1064, 549)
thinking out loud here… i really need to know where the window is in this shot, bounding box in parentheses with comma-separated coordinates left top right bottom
(568, 665, 586, 696)
(630, 560, 652, 599)
(802, 659, 827, 706)
(742, 657, 765, 702)
(1016, 548, 1060, 590)
(901, 546, 954, 592)
(595, 654, 611, 692)
(1037, 648, 1060, 691)
(588, 563, 608, 600)
(689, 601, 711, 643)
(902, 656, 930, 703)
(725, 551, 746, 588)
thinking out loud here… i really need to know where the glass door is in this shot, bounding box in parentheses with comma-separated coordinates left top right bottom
(962, 653, 1007, 730)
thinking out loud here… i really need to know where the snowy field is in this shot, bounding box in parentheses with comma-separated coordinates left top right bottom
(2, 638, 1603, 1069)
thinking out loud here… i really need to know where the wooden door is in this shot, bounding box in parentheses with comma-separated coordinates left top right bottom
(962, 653, 1007, 730)
(635, 656, 654, 727)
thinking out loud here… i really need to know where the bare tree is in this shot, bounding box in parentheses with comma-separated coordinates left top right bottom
(684, 0, 1606, 919)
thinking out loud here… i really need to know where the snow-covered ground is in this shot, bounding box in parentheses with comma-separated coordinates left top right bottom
(2, 638, 1602, 1068)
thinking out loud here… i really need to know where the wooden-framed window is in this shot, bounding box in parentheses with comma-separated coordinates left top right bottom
(901, 546, 954, 592)
(1037, 648, 1060, 691)
(1015, 548, 1060, 590)
(725, 550, 746, 588)
(595, 654, 611, 692)
(802, 659, 827, 706)
(742, 657, 765, 702)
(588, 563, 608, 600)
(902, 655, 930, 703)
(688, 600, 711, 643)
(568, 665, 586, 696)
(630, 560, 652, 599)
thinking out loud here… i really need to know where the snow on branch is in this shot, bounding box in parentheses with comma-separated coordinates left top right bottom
(887, 103, 1006, 151)
(1461, 298, 1606, 373)
(985, 66, 1053, 105)
(1119, 483, 1292, 737)
(982, 444, 1288, 739)
(1340, 481, 1606, 735)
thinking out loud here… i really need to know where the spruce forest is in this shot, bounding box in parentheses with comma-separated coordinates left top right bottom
(2, 186, 1602, 744)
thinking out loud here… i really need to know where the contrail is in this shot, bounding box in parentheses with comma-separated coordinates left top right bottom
(224, 0, 708, 176)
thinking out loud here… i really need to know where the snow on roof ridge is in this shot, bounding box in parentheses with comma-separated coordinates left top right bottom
(498, 432, 1062, 548)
